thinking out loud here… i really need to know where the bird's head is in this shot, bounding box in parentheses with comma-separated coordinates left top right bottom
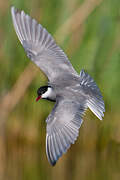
(36, 86, 52, 101)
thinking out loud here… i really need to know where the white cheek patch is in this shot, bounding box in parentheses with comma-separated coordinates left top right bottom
(41, 87, 52, 98)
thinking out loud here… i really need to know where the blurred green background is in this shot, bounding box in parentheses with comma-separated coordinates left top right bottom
(0, 0, 120, 179)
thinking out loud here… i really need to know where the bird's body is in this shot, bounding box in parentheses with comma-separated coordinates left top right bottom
(11, 6, 105, 166)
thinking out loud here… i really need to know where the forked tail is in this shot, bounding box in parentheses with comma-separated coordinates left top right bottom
(80, 70, 105, 120)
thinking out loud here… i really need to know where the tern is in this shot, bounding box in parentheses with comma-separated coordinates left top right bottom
(11, 6, 105, 166)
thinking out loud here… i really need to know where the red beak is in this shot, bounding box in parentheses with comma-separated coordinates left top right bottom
(36, 96, 41, 102)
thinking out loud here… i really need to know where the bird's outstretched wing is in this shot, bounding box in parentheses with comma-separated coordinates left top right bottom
(46, 98, 85, 166)
(11, 6, 77, 82)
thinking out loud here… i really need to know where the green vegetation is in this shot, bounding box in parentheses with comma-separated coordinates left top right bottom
(0, 0, 120, 179)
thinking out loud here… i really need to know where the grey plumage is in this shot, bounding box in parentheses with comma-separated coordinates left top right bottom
(46, 99, 84, 165)
(11, 6, 77, 83)
(11, 6, 105, 166)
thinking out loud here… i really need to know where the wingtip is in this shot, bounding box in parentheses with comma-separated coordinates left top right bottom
(50, 160, 56, 166)
(46, 134, 57, 166)
(11, 6, 18, 19)
(99, 116, 103, 121)
(99, 111, 105, 121)
(10, 5, 14, 10)
(11, 6, 15, 14)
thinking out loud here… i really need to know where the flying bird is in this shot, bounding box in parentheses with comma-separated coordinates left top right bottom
(11, 6, 105, 166)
